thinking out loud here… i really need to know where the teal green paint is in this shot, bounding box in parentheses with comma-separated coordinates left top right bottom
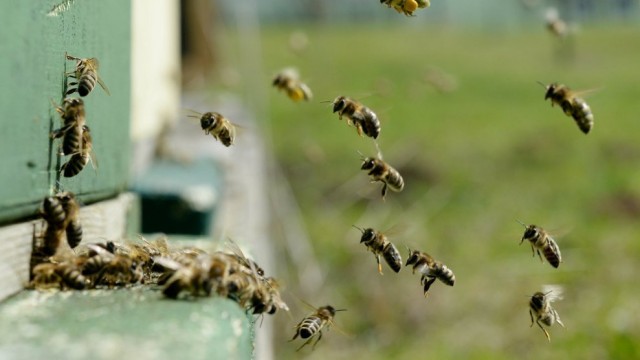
(0, 0, 131, 224)
(0, 288, 254, 360)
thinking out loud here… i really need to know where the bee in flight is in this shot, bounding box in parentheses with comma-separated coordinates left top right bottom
(518, 221, 562, 268)
(380, 0, 430, 16)
(272, 68, 313, 102)
(65, 53, 110, 97)
(405, 248, 455, 297)
(529, 285, 565, 341)
(61, 125, 96, 177)
(332, 96, 381, 139)
(352, 226, 402, 275)
(187, 110, 237, 147)
(290, 304, 346, 351)
(51, 98, 86, 156)
(540, 82, 594, 134)
(544, 7, 569, 39)
(360, 155, 404, 199)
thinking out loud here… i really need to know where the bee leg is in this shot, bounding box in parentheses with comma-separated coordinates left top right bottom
(423, 277, 436, 297)
(376, 255, 383, 275)
(530, 244, 535, 257)
(536, 249, 544, 263)
(355, 123, 364, 137)
(529, 309, 535, 327)
(289, 330, 300, 342)
(536, 320, 551, 341)
(381, 184, 388, 200)
(311, 331, 323, 350)
(296, 337, 314, 352)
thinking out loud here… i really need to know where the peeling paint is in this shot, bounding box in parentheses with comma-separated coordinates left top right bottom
(46, 0, 76, 17)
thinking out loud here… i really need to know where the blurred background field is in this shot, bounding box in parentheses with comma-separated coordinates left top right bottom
(206, 2, 640, 358)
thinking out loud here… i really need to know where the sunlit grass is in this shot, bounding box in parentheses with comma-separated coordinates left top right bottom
(220, 23, 640, 359)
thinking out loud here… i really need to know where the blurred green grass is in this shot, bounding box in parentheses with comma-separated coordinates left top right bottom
(221, 23, 640, 359)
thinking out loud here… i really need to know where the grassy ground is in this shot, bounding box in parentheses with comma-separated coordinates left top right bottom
(219, 23, 640, 359)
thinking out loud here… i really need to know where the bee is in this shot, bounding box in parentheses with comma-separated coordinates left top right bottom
(155, 255, 214, 299)
(58, 192, 82, 249)
(51, 98, 86, 156)
(61, 125, 95, 177)
(352, 226, 402, 274)
(540, 82, 594, 134)
(272, 68, 313, 102)
(545, 8, 569, 39)
(360, 156, 404, 199)
(187, 111, 237, 147)
(332, 96, 381, 139)
(38, 192, 81, 255)
(380, 0, 430, 16)
(290, 305, 346, 351)
(82, 244, 142, 286)
(39, 195, 67, 256)
(30, 261, 87, 290)
(518, 222, 562, 268)
(529, 286, 565, 341)
(405, 249, 455, 297)
(65, 53, 110, 97)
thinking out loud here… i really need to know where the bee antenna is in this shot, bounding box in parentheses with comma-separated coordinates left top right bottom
(319, 100, 333, 104)
(536, 81, 548, 88)
(351, 225, 364, 233)
(515, 219, 527, 227)
(356, 150, 366, 160)
(334, 308, 348, 312)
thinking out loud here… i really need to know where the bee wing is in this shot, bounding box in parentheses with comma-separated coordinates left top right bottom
(152, 256, 183, 272)
(278, 67, 300, 80)
(571, 87, 601, 99)
(96, 77, 111, 96)
(542, 284, 564, 302)
(544, 7, 560, 22)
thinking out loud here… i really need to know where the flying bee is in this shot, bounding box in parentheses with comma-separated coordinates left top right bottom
(61, 125, 96, 177)
(272, 68, 313, 102)
(518, 221, 562, 268)
(380, 0, 430, 16)
(545, 8, 569, 39)
(290, 304, 346, 351)
(187, 111, 237, 147)
(65, 53, 110, 97)
(352, 226, 402, 275)
(405, 248, 455, 297)
(529, 285, 565, 341)
(540, 82, 594, 134)
(51, 98, 86, 156)
(331, 96, 380, 139)
(360, 155, 404, 199)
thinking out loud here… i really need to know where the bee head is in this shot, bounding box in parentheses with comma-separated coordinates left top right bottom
(200, 112, 219, 131)
(272, 75, 284, 87)
(530, 292, 546, 306)
(405, 249, 421, 266)
(522, 225, 539, 241)
(360, 157, 376, 170)
(544, 83, 557, 100)
(359, 228, 377, 243)
(332, 96, 347, 113)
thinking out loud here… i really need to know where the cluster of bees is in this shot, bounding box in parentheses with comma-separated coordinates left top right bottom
(29, 3, 594, 351)
(51, 53, 109, 178)
(30, 191, 288, 317)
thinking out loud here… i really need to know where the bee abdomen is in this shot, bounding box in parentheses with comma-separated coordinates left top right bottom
(61, 127, 82, 155)
(434, 264, 455, 286)
(62, 154, 89, 177)
(59, 267, 87, 290)
(382, 242, 402, 273)
(386, 170, 405, 192)
(65, 219, 83, 248)
(78, 71, 98, 97)
(571, 99, 594, 134)
(542, 238, 562, 268)
(218, 128, 234, 147)
(42, 197, 66, 225)
(299, 317, 322, 339)
(361, 108, 381, 139)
